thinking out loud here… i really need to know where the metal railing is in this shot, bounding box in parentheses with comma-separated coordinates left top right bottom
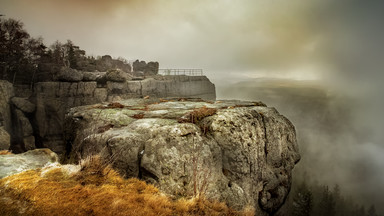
(158, 69, 203, 76)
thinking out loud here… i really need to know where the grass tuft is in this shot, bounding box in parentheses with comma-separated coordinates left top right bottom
(132, 113, 145, 119)
(179, 106, 217, 124)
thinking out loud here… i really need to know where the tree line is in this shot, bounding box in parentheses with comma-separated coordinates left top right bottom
(0, 16, 132, 84)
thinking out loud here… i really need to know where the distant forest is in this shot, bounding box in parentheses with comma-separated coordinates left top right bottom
(277, 177, 381, 216)
(0, 17, 158, 85)
(1, 16, 382, 216)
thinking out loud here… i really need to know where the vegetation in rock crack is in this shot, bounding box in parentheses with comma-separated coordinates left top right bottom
(0, 155, 254, 216)
(179, 106, 217, 124)
(93, 102, 125, 109)
(132, 113, 145, 119)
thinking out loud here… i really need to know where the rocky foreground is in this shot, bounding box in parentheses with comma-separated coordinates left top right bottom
(63, 98, 300, 215)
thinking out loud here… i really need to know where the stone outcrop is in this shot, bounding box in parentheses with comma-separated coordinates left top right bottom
(32, 76, 215, 152)
(133, 60, 159, 76)
(11, 97, 36, 113)
(64, 99, 300, 214)
(0, 149, 59, 179)
(105, 69, 131, 82)
(33, 81, 103, 152)
(0, 127, 10, 150)
(0, 80, 14, 134)
(13, 109, 36, 150)
(57, 67, 83, 82)
(82, 72, 106, 82)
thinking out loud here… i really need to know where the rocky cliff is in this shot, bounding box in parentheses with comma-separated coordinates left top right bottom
(0, 80, 14, 150)
(64, 98, 300, 215)
(33, 75, 215, 152)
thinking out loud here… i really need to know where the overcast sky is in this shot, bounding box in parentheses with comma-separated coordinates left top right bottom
(3, 0, 383, 84)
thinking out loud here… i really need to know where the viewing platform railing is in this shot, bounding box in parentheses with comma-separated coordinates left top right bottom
(158, 69, 203, 76)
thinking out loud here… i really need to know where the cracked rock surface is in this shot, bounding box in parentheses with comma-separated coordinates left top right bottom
(64, 98, 300, 214)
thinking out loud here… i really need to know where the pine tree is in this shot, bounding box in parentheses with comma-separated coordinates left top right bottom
(292, 182, 313, 216)
(368, 205, 378, 216)
(318, 186, 336, 216)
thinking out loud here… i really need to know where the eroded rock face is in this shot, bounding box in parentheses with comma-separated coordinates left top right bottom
(11, 97, 36, 113)
(33, 76, 215, 152)
(64, 99, 300, 214)
(0, 127, 10, 150)
(105, 69, 130, 82)
(0, 80, 14, 134)
(0, 149, 59, 179)
(57, 67, 84, 82)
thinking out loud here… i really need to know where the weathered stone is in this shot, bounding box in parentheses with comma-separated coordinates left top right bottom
(57, 67, 83, 82)
(105, 69, 129, 82)
(146, 62, 159, 75)
(33, 76, 215, 152)
(132, 60, 147, 72)
(83, 72, 106, 81)
(24, 136, 36, 151)
(0, 149, 59, 179)
(94, 88, 108, 102)
(11, 97, 36, 113)
(132, 60, 159, 76)
(0, 80, 14, 133)
(132, 71, 145, 78)
(64, 99, 300, 214)
(0, 127, 10, 150)
(15, 109, 33, 137)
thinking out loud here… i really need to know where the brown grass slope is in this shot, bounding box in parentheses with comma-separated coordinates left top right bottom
(0, 156, 254, 216)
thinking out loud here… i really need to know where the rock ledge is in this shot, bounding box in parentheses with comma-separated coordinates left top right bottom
(64, 98, 300, 214)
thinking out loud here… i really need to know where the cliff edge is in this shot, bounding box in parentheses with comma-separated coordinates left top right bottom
(64, 98, 300, 215)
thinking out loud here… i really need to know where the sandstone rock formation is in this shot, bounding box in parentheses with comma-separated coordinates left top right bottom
(0, 127, 10, 150)
(0, 80, 14, 134)
(133, 60, 159, 76)
(11, 97, 36, 113)
(64, 99, 300, 214)
(0, 148, 59, 179)
(32, 76, 215, 152)
(82, 72, 106, 82)
(57, 67, 84, 82)
(105, 69, 130, 82)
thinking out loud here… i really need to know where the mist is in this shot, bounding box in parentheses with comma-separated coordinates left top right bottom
(2, 0, 384, 213)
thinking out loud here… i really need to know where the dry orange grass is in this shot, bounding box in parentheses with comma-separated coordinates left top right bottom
(0, 150, 12, 155)
(179, 106, 217, 124)
(0, 156, 254, 216)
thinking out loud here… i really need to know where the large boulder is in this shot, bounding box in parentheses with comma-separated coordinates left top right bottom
(83, 72, 107, 82)
(0, 149, 59, 179)
(11, 97, 36, 113)
(57, 67, 83, 82)
(132, 60, 147, 72)
(146, 61, 159, 75)
(15, 109, 33, 137)
(132, 60, 159, 76)
(64, 99, 300, 215)
(0, 127, 10, 150)
(105, 69, 129, 82)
